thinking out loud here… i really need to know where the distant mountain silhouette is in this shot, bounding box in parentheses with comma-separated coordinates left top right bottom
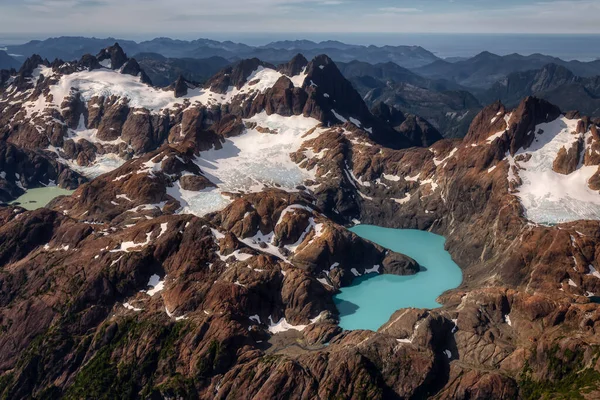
(413, 51, 600, 88)
(0, 51, 21, 70)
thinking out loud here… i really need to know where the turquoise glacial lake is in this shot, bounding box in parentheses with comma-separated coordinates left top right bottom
(334, 225, 463, 331)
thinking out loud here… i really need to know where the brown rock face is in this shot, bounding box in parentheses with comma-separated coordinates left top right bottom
(465, 97, 563, 157)
(96, 43, 128, 70)
(206, 58, 274, 94)
(277, 53, 308, 77)
(60, 91, 87, 129)
(97, 97, 130, 141)
(396, 114, 443, 147)
(553, 137, 583, 175)
(251, 76, 308, 117)
(506, 96, 562, 155)
(121, 109, 169, 153)
(589, 167, 600, 190)
(78, 53, 102, 71)
(179, 174, 214, 191)
(173, 75, 189, 98)
(464, 101, 506, 144)
(121, 58, 153, 85)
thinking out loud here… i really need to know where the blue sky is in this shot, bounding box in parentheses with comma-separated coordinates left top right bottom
(2, 0, 600, 36)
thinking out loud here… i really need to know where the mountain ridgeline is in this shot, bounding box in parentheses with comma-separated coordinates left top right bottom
(4, 37, 600, 139)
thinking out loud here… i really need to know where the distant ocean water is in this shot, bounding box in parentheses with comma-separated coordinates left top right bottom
(1, 33, 600, 61)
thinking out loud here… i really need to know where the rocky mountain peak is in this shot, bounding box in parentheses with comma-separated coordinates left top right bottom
(473, 50, 501, 61)
(298, 54, 415, 148)
(304, 54, 336, 79)
(303, 54, 371, 123)
(205, 57, 275, 94)
(17, 54, 47, 77)
(13, 54, 49, 89)
(530, 63, 575, 92)
(121, 57, 152, 85)
(172, 74, 192, 98)
(465, 96, 564, 155)
(464, 101, 507, 144)
(78, 53, 102, 71)
(539, 62, 574, 78)
(96, 42, 128, 70)
(465, 96, 561, 155)
(278, 53, 308, 76)
(507, 96, 562, 154)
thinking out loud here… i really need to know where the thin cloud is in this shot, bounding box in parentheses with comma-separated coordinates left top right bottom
(2, 0, 600, 34)
(378, 7, 421, 13)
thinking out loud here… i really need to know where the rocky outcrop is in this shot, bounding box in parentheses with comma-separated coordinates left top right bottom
(172, 75, 190, 98)
(121, 58, 153, 85)
(78, 53, 102, 71)
(96, 43, 128, 70)
(205, 58, 275, 94)
(506, 96, 562, 155)
(371, 101, 406, 126)
(250, 76, 308, 116)
(13, 54, 48, 90)
(553, 137, 583, 174)
(50, 144, 205, 221)
(210, 189, 419, 286)
(396, 114, 442, 147)
(277, 53, 308, 77)
(465, 97, 563, 156)
(371, 103, 442, 147)
(96, 96, 130, 141)
(464, 101, 507, 144)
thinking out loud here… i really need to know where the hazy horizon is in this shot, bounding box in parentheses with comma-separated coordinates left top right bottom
(2, 32, 600, 61)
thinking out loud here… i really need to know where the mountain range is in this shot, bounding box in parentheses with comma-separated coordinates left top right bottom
(482, 63, 600, 117)
(5, 36, 600, 139)
(5, 37, 440, 68)
(1, 42, 600, 399)
(0, 50, 20, 70)
(413, 51, 600, 88)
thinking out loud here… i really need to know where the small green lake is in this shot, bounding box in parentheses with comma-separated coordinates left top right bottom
(10, 187, 74, 210)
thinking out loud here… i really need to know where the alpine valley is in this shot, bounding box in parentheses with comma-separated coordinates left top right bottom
(1, 40, 600, 400)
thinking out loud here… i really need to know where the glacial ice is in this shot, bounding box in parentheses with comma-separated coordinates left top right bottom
(509, 117, 600, 224)
(183, 112, 323, 216)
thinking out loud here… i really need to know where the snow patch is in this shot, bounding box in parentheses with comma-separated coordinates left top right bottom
(123, 302, 142, 312)
(392, 193, 411, 204)
(510, 117, 600, 223)
(146, 274, 166, 296)
(364, 265, 380, 274)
